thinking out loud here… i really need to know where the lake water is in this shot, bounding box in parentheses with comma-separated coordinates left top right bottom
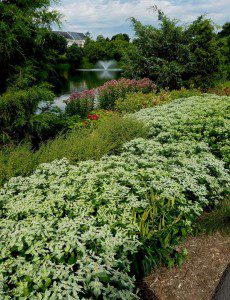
(53, 69, 122, 110)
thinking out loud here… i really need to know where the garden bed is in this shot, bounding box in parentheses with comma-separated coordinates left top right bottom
(142, 232, 230, 300)
(0, 94, 229, 299)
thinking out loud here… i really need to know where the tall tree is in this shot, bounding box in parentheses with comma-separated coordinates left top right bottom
(218, 22, 230, 38)
(186, 16, 222, 88)
(123, 9, 223, 89)
(0, 0, 61, 92)
(123, 10, 190, 89)
(218, 22, 230, 79)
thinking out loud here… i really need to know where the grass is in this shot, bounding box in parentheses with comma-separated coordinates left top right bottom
(0, 114, 147, 186)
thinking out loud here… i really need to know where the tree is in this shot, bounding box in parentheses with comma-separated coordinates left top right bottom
(218, 22, 230, 38)
(218, 22, 230, 79)
(84, 37, 111, 64)
(66, 44, 84, 68)
(111, 33, 130, 42)
(83, 34, 132, 65)
(123, 10, 223, 89)
(44, 32, 67, 56)
(186, 16, 222, 88)
(0, 0, 61, 92)
(123, 10, 190, 89)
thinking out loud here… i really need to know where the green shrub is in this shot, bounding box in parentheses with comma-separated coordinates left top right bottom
(0, 115, 147, 185)
(124, 12, 222, 90)
(0, 143, 36, 186)
(196, 198, 230, 235)
(115, 92, 155, 113)
(165, 87, 202, 100)
(0, 85, 55, 144)
(66, 44, 84, 69)
(115, 88, 202, 114)
(29, 108, 69, 145)
(37, 114, 147, 164)
(207, 81, 230, 96)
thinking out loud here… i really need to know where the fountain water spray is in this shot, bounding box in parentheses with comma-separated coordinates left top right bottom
(77, 60, 122, 72)
(96, 60, 116, 70)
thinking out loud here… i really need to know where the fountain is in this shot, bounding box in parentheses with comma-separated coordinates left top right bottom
(46, 60, 122, 110)
(77, 60, 122, 72)
(96, 60, 119, 71)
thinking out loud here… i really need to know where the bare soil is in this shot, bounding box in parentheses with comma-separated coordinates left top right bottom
(142, 232, 230, 300)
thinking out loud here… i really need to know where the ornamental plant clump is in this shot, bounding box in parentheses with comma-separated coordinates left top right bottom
(115, 88, 203, 114)
(98, 78, 156, 109)
(0, 95, 229, 299)
(65, 89, 96, 117)
(0, 141, 229, 298)
(65, 78, 157, 115)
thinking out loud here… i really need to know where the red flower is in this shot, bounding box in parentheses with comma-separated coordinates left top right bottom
(91, 114, 99, 120)
(83, 120, 88, 125)
(87, 114, 92, 120)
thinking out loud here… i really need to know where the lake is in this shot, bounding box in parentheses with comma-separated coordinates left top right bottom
(53, 69, 122, 110)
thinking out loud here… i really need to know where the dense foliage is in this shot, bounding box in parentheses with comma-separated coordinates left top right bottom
(0, 115, 147, 186)
(134, 94, 230, 166)
(0, 0, 64, 92)
(0, 95, 229, 298)
(66, 45, 84, 69)
(83, 34, 132, 66)
(0, 1, 229, 297)
(115, 88, 202, 113)
(218, 22, 230, 80)
(0, 85, 55, 145)
(123, 10, 223, 89)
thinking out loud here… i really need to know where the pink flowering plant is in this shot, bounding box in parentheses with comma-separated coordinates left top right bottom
(65, 78, 156, 118)
(98, 78, 157, 109)
(65, 89, 96, 118)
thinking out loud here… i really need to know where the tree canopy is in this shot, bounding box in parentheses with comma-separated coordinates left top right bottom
(0, 0, 62, 92)
(123, 10, 223, 89)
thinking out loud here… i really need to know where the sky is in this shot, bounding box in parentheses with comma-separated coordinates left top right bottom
(53, 0, 230, 38)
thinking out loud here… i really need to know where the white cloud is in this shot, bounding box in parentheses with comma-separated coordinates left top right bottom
(53, 0, 230, 37)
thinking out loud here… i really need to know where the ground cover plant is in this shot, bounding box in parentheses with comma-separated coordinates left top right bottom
(134, 94, 230, 166)
(0, 94, 229, 299)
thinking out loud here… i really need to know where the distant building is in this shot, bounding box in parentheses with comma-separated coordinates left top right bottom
(53, 31, 86, 47)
